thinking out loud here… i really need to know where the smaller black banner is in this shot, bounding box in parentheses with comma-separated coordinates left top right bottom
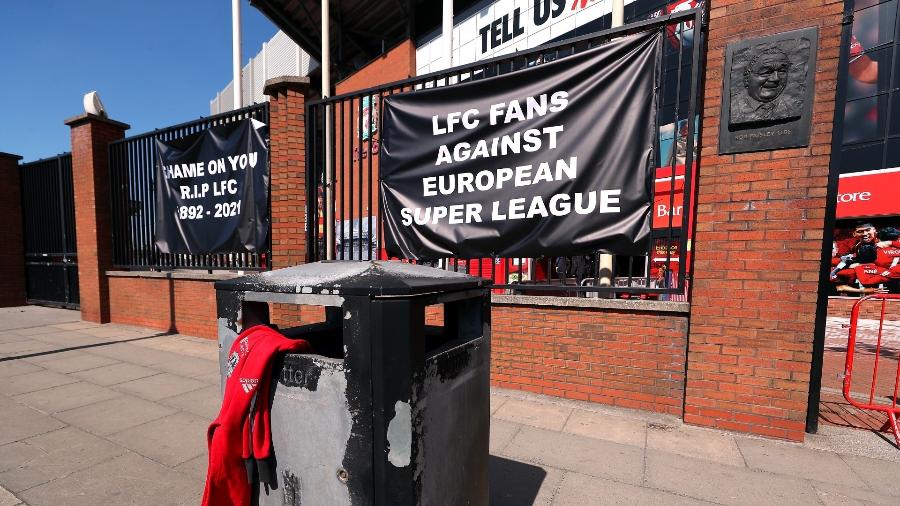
(154, 119, 269, 254)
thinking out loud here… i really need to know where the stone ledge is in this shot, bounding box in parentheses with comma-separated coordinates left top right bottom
(63, 113, 130, 130)
(491, 294, 690, 313)
(106, 270, 242, 281)
(264, 75, 311, 96)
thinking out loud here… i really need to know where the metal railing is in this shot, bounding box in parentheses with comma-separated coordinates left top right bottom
(306, 7, 706, 297)
(844, 294, 900, 447)
(108, 103, 270, 271)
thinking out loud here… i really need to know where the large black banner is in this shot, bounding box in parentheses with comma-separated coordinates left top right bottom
(380, 29, 662, 259)
(155, 119, 269, 254)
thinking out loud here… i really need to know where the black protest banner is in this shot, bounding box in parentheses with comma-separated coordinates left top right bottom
(380, 29, 662, 260)
(154, 119, 269, 254)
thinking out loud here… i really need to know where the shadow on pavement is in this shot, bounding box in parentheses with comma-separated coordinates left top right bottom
(0, 332, 174, 363)
(490, 455, 547, 506)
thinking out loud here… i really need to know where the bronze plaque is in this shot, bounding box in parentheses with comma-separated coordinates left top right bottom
(719, 26, 818, 154)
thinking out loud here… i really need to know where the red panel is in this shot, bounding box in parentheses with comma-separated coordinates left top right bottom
(653, 164, 689, 229)
(836, 168, 900, 218)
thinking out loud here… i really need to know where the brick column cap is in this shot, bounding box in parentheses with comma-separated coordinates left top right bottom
(264, 76, 311, 97)
(0, 152, 22, 162)
(64, 113, 130, 131)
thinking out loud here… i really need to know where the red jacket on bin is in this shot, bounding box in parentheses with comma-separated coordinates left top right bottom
(202, 325, 311, 506)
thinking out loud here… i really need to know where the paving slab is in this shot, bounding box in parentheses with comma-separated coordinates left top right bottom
(150, 356, 219, 379)
(0, 427, 127, 493)
(838, 453, 900, 497)
(502, 426, 644, 485)
(27, 353, 118, 374)
(18, 451, 201, 506)
(490, 419, 521, 454)
(9, 327, 61, 338)
(77, 325, 161, 339)
(646, 449, 821, 505)
(0, 307, 79, 331)
(0, 370, 78, 396)
(646, 423, 744, 466)
(50, 322, 102, 331)
(26, 331, 106, 348)
(54, 396, 177, 436)
(158, 385, 221, 420)
(0, 485, 21, 506)
(112, 373, 207, 401)
(805, 424, 900, 463)
(191, 370, 223, 386)
(70, 362, 161, 386)
(812, 481, 896, 505)
(0, 341, 58, 357)
(87, 343, 188, 367)
(13, 382, 122, 414)
(735, 437, 869, 489)
(493, 398, 573, 431)
(490, 392, 508, 414)
(0, 361, 43, 379)
(174, 455, 208, 483)
(0, 334, 30, 345)
(0, 401, 65, 446)
(562, 409, 647, 448)
(489, 456, 564, 506)
(132, 338, 217, 361)
(554, 471, 715, 506)
(108, 412, 208, 467)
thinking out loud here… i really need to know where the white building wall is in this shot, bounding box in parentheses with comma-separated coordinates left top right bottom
(211, 30, 318, 114)
(416, 0, 646, 75)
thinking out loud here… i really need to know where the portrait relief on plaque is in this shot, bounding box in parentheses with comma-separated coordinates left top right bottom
(729, 38, 811, 126)
(719, 27, 818, 154)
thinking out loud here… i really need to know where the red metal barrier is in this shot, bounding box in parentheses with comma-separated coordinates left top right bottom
(844, 294, 900, 447)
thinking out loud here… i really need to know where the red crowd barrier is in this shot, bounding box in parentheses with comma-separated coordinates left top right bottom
(844, 294, 900, 447)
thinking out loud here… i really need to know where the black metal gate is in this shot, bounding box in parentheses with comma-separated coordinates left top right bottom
(306, 7, 705, 297)
(19, 154, 79, 308)
(108, 103, 270, 271)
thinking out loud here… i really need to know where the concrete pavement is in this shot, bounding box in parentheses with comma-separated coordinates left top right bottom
(0, 305, 898, 505)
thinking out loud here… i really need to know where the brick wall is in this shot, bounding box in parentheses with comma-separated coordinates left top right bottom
(66, 114, 129, 323)
(0, 152, 26, 307)
(493, 304, 689, 416)
(107, 275, 218, 339)
(685, 0, 843, 441)
(335, 40, 416, 95)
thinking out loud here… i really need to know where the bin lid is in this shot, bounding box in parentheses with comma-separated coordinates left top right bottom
(215, 260, 488, 296)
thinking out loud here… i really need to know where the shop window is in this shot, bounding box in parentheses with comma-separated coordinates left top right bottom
(889, 94, 900, 134)
(843, 95, 889, 144)
(840, 0, 899, 151)
(839, 141, 885, 173)
(852, 0, 896, 50)
(847, 46, 894, 100)
(886, 137, 900, 166)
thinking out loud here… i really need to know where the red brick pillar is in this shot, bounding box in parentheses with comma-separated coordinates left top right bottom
(264, 76, 311, 269)
(0, 152, 26, 307)
(65, 114, 129, 323)
(263, 76, 322, 326)
(685, 1, 843, 441)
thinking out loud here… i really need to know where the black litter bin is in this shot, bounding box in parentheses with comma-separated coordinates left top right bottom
(215, 260, 491, 506)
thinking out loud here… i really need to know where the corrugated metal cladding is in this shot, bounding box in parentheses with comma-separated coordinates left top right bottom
(211, 31, 318, 115)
